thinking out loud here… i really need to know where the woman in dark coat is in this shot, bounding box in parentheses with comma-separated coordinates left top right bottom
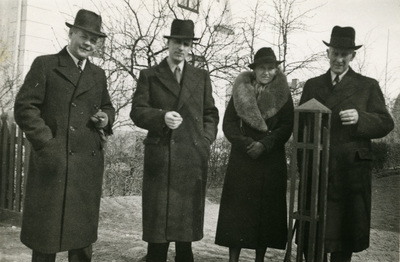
(215, 47, 294, 262)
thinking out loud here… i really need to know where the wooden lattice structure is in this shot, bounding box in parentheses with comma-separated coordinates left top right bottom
(285, 99, 331, 262)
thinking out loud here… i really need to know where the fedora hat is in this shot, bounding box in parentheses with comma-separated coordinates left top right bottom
(66, 9, 107, 38)
(323, 26, 362, 50)
(248, 47, 283, 69)
(164, 19, 199, 40)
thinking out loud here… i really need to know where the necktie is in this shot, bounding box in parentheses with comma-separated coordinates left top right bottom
(77, 60, 83, 73)
(332, 74, 340, 87)
(174, 66, 181, 84)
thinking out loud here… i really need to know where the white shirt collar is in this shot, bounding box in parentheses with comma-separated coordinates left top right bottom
(330, 67, 349, 82)
(66, 46, 87, 70)
(166, 57, 184, 74)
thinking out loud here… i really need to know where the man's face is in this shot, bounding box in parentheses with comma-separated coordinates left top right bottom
(254, 63, 277, 84)
(168, 38, 193, 64)
(327, 47, 356, 75)
(68, 28, 99, 60)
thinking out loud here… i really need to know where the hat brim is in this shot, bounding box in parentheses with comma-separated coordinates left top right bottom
(323, 40, 362, 50)
(164, 35, 199, 41)
(66, 22, 107, 38)
(248, 60, 283, 70)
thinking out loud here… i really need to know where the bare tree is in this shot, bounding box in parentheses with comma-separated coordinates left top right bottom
(0, 42, 20, 113)
(85, 0, 328, 128)
(88, 0, 250, 129)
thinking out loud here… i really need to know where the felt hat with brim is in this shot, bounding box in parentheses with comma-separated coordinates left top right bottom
(66, 9, 107, 38)
(323, 26, 362, 50)
(164, 19, 199, 40)
(248, 47, 283, 69)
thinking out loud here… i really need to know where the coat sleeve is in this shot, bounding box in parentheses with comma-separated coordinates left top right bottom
(202, 71, 219, 143)
(14, 57, 53, 150)
(353, 79, 394, 139)
(99, 69, 115, 135)
(223, 98, 254, 152)
(258, 96, 294, 153)
(130, 70, 169, 135)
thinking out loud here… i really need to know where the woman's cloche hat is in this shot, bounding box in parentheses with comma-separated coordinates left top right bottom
(248, 47, 283, 69)
(323, 26, 362, 50)
(164, 19, 199, 40)
(66, 9, 107, 38)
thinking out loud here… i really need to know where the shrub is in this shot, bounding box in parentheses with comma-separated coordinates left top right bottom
(103, 131, 144, 197)
(372, 138, 400, 172)
(103, 132, 231, 196)
(207, 137, 231, 188)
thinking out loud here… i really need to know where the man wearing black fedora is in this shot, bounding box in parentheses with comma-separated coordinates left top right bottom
(298, 26, 394, 261)
(131, 19, 219, 262)
(14, 9, 115, 261)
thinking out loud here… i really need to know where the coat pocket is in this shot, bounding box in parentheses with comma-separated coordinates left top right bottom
(355, 148, 373, 161)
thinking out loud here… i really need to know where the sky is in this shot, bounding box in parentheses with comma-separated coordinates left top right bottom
(309, 0, 400, 100)
(19, 0, 400, 102)
(231, 0, 400, 101)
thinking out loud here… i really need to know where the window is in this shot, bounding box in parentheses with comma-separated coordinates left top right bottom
(178, 0, 199, 13)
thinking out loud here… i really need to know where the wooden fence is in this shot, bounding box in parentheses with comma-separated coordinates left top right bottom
(0, 111, 30, 224)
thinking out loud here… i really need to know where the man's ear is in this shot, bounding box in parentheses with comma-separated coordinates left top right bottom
(326, 49, 330, 58)
(351, 51, 356, 60)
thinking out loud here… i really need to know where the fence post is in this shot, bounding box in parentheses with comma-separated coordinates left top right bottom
(0, 112, 10, 209)
(0, 111, 30, 225)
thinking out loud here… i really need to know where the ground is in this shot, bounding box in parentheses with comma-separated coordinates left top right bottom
(0, 172, 399, 262)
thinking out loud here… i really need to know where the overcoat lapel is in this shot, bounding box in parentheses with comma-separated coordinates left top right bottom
(74, 62, 99, 98)
(55, 48, 81, 87)
(176, 63, 199, 111)
(54, 48, 98, 98)
(155, 59, 181, 98)
(324, 68, 360, 109)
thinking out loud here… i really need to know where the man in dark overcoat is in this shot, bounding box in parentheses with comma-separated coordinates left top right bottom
(130, 19, 219, 262)
(14, 9, 115, 261)
(299, 26, 394, 262)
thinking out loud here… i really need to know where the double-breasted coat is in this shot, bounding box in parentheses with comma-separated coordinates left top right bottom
(299, 68, 394, 252)
(14, 48, 115, 253)
(130, 59, 219, 243)
(215, 71, 294, 249)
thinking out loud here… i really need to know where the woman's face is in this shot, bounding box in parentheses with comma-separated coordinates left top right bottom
(254, 63, 277, 84)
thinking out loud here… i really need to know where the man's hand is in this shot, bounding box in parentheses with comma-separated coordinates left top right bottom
(339, 109, 359, 125)
(246, 141, 265, 159)
(90, 110, 108, 129)
(164, 111, 183, 130)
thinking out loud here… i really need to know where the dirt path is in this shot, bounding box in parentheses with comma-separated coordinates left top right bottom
(1, 174, 399, 261)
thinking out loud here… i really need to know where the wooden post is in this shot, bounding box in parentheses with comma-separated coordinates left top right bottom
(0, 111, 30, 225)
(0, 112, 10, 209)
(285, 99, 331, 262)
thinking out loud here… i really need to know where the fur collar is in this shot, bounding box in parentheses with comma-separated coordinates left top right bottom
(232, 70, 290, 132)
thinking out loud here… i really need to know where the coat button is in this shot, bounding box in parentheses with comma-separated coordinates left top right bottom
(69, 150, 74, 155)
(70, 126, 76, 131)
(92, 151, 96, 156)
(71, 102, 77, 107)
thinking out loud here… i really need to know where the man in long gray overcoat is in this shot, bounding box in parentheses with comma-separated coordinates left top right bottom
(14, 9, 115, 261)
(299, 26, 394, 262)
(130, 19, 219, 262)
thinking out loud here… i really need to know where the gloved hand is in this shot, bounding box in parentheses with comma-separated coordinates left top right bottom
(246, 141, 265, 159)
(90, 110, 108, 129)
